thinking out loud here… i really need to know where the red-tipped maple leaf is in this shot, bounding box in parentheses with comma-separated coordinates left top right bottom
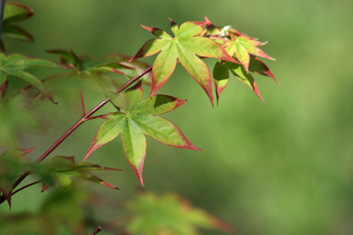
(213, 55, 278, 103)
(130, 19, 236, 107)
(85, 82, 201, 186)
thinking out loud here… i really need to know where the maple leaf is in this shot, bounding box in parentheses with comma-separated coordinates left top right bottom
(0, 148, 35, 208)
(47, 49, 133, 77)
(248, 55, 278, 84)
(213, 54, 277, 102)
(0, 53, 63, 102)
(33, 156, 120, 192)
(1, 2, 35, 46)
(130, 19, 236, 106)
(3, 2, 34, 23)
(84, 82, 201, 186)
(224, 35, 275, 72)
(213, 60, 264, 102)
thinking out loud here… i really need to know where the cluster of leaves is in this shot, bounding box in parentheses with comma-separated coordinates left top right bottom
(83, 17, 277, 186)
(131, 17, 277, 105)
(0, 189, 231, 235)
(1, 12, 277, 196)
(0, 185, 93, 234)
(1, 1, 276, 234)
(0, 148, 120, 208)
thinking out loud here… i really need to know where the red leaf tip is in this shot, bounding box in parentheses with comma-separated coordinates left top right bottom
(169, 18, 177, 27)
(22, 147, 36, 155)
(204, 16, 211, 24)
(253, 82, 265, 102)
(141, 25, 154, 33)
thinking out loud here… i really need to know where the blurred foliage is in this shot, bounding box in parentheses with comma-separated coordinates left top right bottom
(0, 151, 120, 209)
(0, 148, 34, 207)
(122, 192, 233, 235)
(1, 187, 230, 235)
(0, 186, 90, 234)
(0, 95, 39, 148)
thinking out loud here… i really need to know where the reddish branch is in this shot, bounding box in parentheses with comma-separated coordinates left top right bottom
(11, 181, 42, 196)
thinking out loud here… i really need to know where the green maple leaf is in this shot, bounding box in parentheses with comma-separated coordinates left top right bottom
(130, 20, 236, 106)
(213, 60, 263, 102)
(84, 82, 201, 186)
(32, 156, 120, 192)
(1, 2, 34, 44)
(0, 53, 62, 101)
(213, 54, 278, 102)
(224, 36, 275, 72)
(3, 2, 34, 23)
(248, 55, 278, 84)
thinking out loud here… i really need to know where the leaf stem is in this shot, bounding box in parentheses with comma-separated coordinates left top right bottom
(0, 66, 152, 205)
(11, 180, 41, 196)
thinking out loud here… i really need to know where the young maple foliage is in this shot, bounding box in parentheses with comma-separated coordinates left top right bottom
(130, 19, 236, 107)
(84, 82, 200, 186)
(199, 17, 277, 102)
(131, 17, 276, 105)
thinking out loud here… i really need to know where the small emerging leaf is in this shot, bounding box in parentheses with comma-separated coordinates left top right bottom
(225, 37, 275, 72)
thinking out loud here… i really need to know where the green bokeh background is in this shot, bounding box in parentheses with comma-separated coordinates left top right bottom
(1, 0, 353, 234)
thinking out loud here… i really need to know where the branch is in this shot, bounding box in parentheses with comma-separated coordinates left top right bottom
(90, 226, 102, 235)
(0, 66, 152, 205)
(0, 0, 5, 38)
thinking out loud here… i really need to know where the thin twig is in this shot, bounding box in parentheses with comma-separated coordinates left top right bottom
(80, 90, 86, 117)
(0, 0, 5, 38)
(90, 226, 102, 235)
(11, 181, 41, 196)
(0, 66, 152, 205)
